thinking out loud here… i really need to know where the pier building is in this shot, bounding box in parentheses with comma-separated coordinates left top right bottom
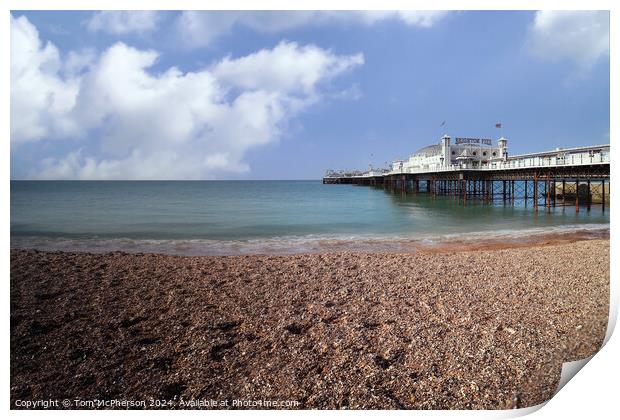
(400, 135, 507, 172)
(323, 135, 610, 213)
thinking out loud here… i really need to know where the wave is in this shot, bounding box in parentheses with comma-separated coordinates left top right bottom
(10, 223, 610, 256)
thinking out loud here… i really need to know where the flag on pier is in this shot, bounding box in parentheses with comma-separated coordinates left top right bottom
(495, 122, 502, 128)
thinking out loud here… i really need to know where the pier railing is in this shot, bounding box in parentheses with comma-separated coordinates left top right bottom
(323, 144, 609, 213)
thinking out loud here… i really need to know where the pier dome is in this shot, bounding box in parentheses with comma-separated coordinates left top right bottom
(413, 144, 441, 157)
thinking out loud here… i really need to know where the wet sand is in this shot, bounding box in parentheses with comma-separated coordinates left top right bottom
(10, 239, 609, 409)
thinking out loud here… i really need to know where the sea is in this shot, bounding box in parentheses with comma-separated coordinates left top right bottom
(10, 180, 610, 255)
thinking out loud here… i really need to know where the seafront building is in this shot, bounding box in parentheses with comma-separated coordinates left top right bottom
(394, 135, 507, 173)
(325, 135, 609, 177)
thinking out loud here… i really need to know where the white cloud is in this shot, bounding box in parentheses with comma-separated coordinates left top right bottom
(528, 11, 609, 69)
(212, 42, 364, 94)
(64, 49, 97, 78)
(11, 16, 363, 180)
(353, 10, 449, 27)
(86, 11, 161, 35)
(177, 10, 449, 48)
(10, 15, 81, 143)
(175, 11, 241, 49)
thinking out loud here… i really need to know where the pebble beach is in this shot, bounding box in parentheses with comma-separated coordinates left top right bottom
(10, 238, 609, 409)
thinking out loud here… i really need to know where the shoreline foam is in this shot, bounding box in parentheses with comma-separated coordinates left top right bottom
(9, 223, 610, 256)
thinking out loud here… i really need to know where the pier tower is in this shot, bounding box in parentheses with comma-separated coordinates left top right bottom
(498, 137, 508, 161)
(441, 134, 451, 168)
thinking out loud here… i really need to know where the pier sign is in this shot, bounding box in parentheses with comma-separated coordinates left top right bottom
(455, 137, 492, 145)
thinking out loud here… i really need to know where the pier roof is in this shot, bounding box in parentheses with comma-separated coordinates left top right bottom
(508, 144, 609, 159)
(413, 144, 441, 157)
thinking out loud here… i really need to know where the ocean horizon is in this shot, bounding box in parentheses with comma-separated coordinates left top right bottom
(10, 180, 610, 255)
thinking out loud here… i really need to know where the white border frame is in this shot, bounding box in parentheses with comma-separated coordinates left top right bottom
(3, 1, 617, 419)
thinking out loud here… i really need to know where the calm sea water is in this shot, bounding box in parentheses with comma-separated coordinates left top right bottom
(10, 181, 609, 255)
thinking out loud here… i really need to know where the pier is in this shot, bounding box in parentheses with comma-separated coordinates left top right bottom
(323, 143, 610, 212)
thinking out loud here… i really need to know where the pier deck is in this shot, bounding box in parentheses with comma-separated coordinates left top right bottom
(323, 145, 610, 212)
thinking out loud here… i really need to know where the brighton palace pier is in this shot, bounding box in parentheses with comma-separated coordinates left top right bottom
(323, 135, 610, 212)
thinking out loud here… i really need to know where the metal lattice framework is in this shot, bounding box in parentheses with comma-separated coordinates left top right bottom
(323, 163, 610, 213)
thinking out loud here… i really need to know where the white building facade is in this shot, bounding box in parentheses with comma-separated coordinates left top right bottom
(399, 134, 508, 172)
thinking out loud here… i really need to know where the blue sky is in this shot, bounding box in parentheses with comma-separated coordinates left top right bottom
(10, 11, 610, 179)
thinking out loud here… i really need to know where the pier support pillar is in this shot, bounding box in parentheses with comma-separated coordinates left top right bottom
(562, 180, 566, 203)
(546, 177, 551, 212)
(533, 176, 538, 211)
(602, 180, 606, 212)
(575, 179, 580, 213)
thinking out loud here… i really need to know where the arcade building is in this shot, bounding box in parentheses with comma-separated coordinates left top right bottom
(392, 135, 508, 172)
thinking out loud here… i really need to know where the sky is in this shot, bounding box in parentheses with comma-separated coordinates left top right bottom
(10, 10, 610, 180)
